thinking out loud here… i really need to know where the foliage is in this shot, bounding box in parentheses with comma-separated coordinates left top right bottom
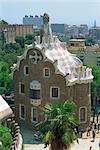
(37, 101, 79, 150)
(25, 34, 35, 45)
(91, 66, 100, 97)
(85, 37, 96, 46)
(15, 34, 36, 47)
(0, 42, 24, 68)
(0, 20, 8, 24)
(34, 31, 40, 37)
(15, 36, 25, 48)
(4, 43, 21, 52)
(21, 144, 24, 150)
(0, 32, 6, 45)
(0, 125, 12, 150)
(0, 61, 13, 94)
(0, 34, 29, 94)
(0, 29, 40, 94)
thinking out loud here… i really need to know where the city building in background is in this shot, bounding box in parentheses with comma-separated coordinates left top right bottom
(23, 15, 43, 29)
(51, 24, 89, 38)
(67, 39, 100, 66)
(78, 24, 88, 36)
(51, 24, 66, 33)
(69, 39, 85, 47)
(0, 24, 34, 43)
(89, 27, 100, 41)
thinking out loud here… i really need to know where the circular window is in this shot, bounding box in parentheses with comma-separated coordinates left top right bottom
(31, 51, 43, 64)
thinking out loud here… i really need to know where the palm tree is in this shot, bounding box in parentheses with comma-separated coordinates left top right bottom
(36, 101, 79, 150)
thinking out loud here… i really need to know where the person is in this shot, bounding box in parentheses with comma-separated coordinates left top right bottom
(94, 123, 97, 130)
(92, 130, 96, 142)
(97, 115, 98, 123)
(89, 146, 92, 150)
(99, 142, 100, 149)
(87, 126, 91, 136)
(97, 123, 100, 133)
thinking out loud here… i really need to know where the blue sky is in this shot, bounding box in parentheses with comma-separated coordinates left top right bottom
(0, 0, 100, 26)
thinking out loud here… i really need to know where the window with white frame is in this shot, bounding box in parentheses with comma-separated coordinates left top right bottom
(24, 65, 29, 75)
(43, 68, 50, 77)
(30, 80, 41, 99)
(19, 83, 25, 94)
(31, 107, 37, 122)
(19, 104, 25, 120)
(50, 87, 60, 99)
(79, 107, 87, 123)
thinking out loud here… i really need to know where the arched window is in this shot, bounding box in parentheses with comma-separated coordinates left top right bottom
(30, 80, 41, 99)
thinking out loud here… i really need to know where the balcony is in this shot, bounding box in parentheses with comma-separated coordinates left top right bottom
(30, 99, 41, 106)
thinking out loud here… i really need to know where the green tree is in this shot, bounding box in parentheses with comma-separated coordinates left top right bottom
(0, 20, 8, 24)
(4, 43, 21, 52)
(25, 34, 35, 45)
(0, 61, 13, 94)
(0, 32, 6, 45)
(15, 36, 25, 48)
(85, 37, 96, 46)
(0, 125, 12, 150)
(37, 101, 79, 150)
(91, 66, 100, 109)
(34, 31, 40, 37)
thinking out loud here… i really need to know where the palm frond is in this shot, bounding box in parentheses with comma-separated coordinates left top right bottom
(37, 100, 79, 148)
(43, 131, 53, 143)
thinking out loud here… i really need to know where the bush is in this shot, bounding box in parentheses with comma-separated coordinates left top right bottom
(22, 144, 24, 150)
(0, 125, 12, 149)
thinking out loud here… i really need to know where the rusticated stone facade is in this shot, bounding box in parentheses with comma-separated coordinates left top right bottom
(13, 46, 91, 131)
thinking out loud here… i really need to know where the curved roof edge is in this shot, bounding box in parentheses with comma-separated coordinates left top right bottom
(12, 43, 93, 86)
(0, 95, 13, 122)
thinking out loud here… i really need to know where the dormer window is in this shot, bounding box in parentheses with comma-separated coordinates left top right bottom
(24, 65, 29, 75)
(43, 68, 50, 77)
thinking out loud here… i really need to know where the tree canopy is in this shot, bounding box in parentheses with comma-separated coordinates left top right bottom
(0, 31, 39, 94)
(0, 20, 8, 24)
(15, 36, 25, 48)
(0, 61, 13, 94)
(0, 32, 6, 45)
(0, 125, 12, 150)
(91, 66, 100, 98)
